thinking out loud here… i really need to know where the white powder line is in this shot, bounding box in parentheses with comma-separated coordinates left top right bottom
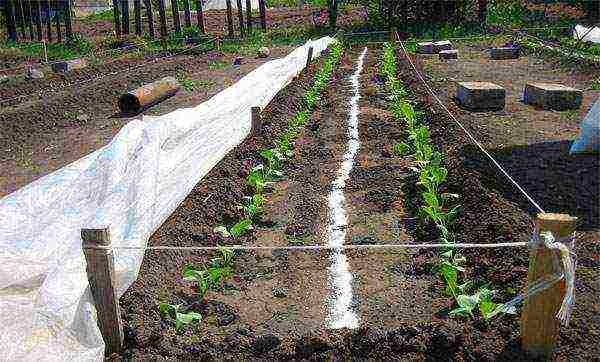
(325, 48, 368, 330)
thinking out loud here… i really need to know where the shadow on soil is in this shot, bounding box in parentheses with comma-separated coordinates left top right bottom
(460, 140, 599, 231)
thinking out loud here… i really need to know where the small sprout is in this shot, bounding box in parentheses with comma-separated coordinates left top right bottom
(158, 303, 201, 331)
(392, 142, 410, 156)
(183, 265, 210, 300)
(230, 218, 253, 238)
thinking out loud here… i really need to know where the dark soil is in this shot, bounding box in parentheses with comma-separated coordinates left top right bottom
(0, 45, 293, 197)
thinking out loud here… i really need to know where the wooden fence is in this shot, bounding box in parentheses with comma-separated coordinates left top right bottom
(111, 0, 267, 39)
(3, 0, 73, 42)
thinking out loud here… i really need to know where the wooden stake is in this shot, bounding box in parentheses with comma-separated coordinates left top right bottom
(121, 0, 130, 35)
(258, 0, 266, 31)
(170, 0, 181, 34)
(82, 228, 124, 356)
(134, 0, 142, 36)
(182, 0, 192, 28)
(306, 46, 313, 68)
(158, 0, 167, 38)
(225, 0, 234, 38)
(144, 0, 155, 38)
(111, 0, 121, 37)
(521, 213, 577, 359)
(245, 0, 252, 33)
(195, 0, 205, 34)
(236, 0, 244, 37)
(251, 106, 261, 135)
(34, 0, 42, 41)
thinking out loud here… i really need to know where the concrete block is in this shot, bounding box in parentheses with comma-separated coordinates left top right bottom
(439, 50, 458, 60)
(490, 47, 520, 60)
(523, 83, 583, 110)
(418, 42, 435, 54)
(457, 82, 506, 111)
(434, 40, 453, 52)
(51, 58, 87, 73)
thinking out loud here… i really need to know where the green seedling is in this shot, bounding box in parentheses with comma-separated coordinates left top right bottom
(158, 303, 201, 331)
(247, 164, 269, 193)
(241, 194, 266, 218)
(183, 265, 211, 300)
(231, 218, 253, 237)
(393, 142, 411, 156)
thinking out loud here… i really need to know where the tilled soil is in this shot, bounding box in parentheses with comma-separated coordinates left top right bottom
(0, 45, 293, 197)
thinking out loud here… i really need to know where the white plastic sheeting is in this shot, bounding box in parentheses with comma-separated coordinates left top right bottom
(573, 24, 600, 44)
(571, 98, 600, 155)
(202, 0, 260, 11)
(0, 36, 335, 362)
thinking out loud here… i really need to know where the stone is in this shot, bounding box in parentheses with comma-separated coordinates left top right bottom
(523, 83, 583, 111)
(26, 68, 44, 79)
(433, 40, 453, 52)
(257, 46, 270, 58)
(233, 57, 243, 66)
(272, 287, 288, 298)
(490, 47, 520, 60)
(439, 49, 458, 60)
(456, 81, 506, 111)
(417, 42, 435, 54)
(51, 58, 87, 73)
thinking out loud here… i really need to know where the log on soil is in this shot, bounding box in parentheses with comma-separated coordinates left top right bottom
(119, 76, 181, 114)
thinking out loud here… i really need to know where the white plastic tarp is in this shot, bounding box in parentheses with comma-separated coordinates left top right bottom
(202, 0, 260, 11)
(573, 24, 600, 44)
(571, 98, 600, 155)
(0, 36, 335, 361)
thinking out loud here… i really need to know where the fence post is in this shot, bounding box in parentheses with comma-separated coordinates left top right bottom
(251, 106, 261, 135)
(521, 213, 577, 359)
(195, 0, 205, 34)
(236, 0, 244, 37)
(144, 0, 155, 38)
(34, 0, 42, 40)
(55, 0, 61, 42)
(306, 46, 313, 68)
(121, 0, 130, 35)
(225, 0, 234, 38)
(258, 0, 266, 31)
(158, 0, 167, 38)
(5, 0, 18, 41)
(64, 0, 73, 40)
(26, 0, 34, 40)
(170, 0, 181, 34)
(16, 0, 26, 39)
(133, 0, 142, 35)
(81, 228, 124, 356)
(111, 0, 121, 37)
(43, 0, 52, 42)
(245, 0, 251, 33)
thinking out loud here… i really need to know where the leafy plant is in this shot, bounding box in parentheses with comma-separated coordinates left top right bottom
(158, 303, 201, 331)
(241, 194, 267, 218)
(183, 265, 211, 300)
(247, 164, 269, 193)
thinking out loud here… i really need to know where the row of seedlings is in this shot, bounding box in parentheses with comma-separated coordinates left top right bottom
(380, 42, 512, 319)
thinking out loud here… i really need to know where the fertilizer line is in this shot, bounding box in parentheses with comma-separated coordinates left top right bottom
(0, 38, 215, 106)
(396, 37, 546, 214)
(85, 241, 529, 252)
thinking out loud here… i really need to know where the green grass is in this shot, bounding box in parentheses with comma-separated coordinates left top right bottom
(0, 32, 93, 62)
(208, 60, 229, 70)
(82, 9, 114, 22)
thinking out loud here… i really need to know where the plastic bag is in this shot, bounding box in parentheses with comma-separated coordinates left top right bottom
(573, 24, 600, 44)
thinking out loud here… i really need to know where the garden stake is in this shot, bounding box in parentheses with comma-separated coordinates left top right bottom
(81, 227, 124, 355)
(251, 106, 261, 135)
(521, 213, 577, 359)
(306, 46, 314, 68)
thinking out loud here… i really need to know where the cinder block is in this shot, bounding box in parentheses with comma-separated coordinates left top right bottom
(51, 58, 87, 73)
(439, 50, 458, 60)
(457, 82, 506, 111)
(523, 83, 582, 110)
(434, 40, 453, 52)
(490, 47, 520, 60)
(418, 42, 435, 54)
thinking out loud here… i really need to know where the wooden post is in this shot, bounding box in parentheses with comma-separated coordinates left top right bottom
(225, 0, 234, 38)
(306, 46, 313, 68)
(144, 0, 155, 38)
(134, 0, 142, 35)
(245, 0, 252, 33)
(26, 0, 34, 41)
(16, 0, 26, 39)
(158, 0, 167, 38)
(521, 213, 577, 359)
(170, 0, 181, 34)
(112, 0, 121, 37)
(251, 106, 261, 135)
(195, 0, 205, 34)
(121, 0, 130, 35)
(43, 0, 52, 42)
(236, 0, 244, 37)
(259, 0, 266, 31)
(182, 0, 191, 28)
(82, 228, 124, 356)
(34, 0, 42, 41)
(64, 0, 72, 40)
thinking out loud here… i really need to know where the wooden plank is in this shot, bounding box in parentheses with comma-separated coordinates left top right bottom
(81, 228, 124, 356)
(34, 0, 43, 41)
(157, 0, 167, 37)
(144, 0, 155, 38)
(54, 0, 61, 42)
(521, 213, 577, 359)
(134, 0, 142, 35)
(5, 0, 18, 41)
(43, 0, 52, 42)
(111, 0, 121, 37)
(236, 0, 244, 37)
(64, 0, 72, 40)
(182, 0, 191, 28)
(26, 0, 34, 41)
(121, 0, 130, 35)
(195, 0, 205, 34)
(258, 0, 266, 31)
(170, 0, 181, 34)
(245, 0, 251, 33)
(225, 0, 234, 38)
